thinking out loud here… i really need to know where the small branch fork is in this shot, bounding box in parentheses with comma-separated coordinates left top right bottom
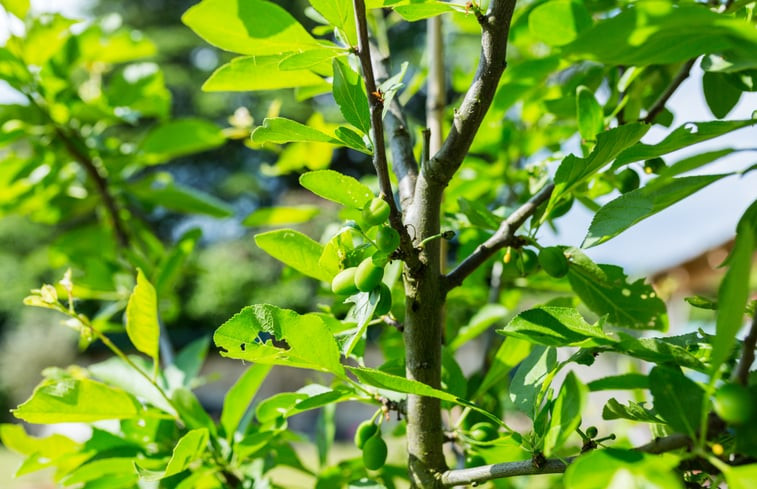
(440, 433, 692, 487)
(443, 183, 554, 293)
(353, 0, 421, 271)
(641, 58, 696, 124)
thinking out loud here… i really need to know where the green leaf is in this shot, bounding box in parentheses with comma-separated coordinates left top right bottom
(255, 228, 330, 282)
(473, 337, 531, 401)
(182, 0, 320, 55)
(243, 205, 320, 227)
(299, 169, 374, 209)
(136, 428, 209, 481)
(576, 86, 603, 141)
(332, 57, 371, 135)
(220, 364, 272, 437)
(509, 346, 557, 419)
(172, 388, 217, 435)
(214, 304, 345, 375)
(564, 2, 757, 66)
(583, 174, 730, 248)
(393, 3, 455, 21)
(279, 47, 345, 71)
(543, 371, 587, 456)
(703, 71, 742, 119)
(89, 357, 174, 414)
(449, 304, 509, 351)
(125, 269, 160, 361)
(588, 373, 649, 392)
(0, 423, 80, 458)
(13, 376, 141, 423)
(1, 0, 30, 18)
(614, 332, 706, 371)
(140, 119, 225, 164)
(721, 464, 757, 489)
(251, 117, 339, 144)
(566, 248, 668, 330)
(564, 449, 683, 489)
(602, 398, 663, 423)
(649, 366, 704, 436)
(498, 307, 613, 347)
(308, 0, 356, 44)
(203, 55, 326, 92)
(529, 0, 592, 47)
(169, 335, 210, 389)
(63, 458, 137, 485)
(613, 119, 756, 167)
(335, 126, 372, 154)
(548, 123, 649, 215)
(128, 174, 234, 218)
(711, 199, 756, 372)
(661, 148, 735, 178)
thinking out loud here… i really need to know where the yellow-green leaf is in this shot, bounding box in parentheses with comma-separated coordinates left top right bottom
(126, 269, 160, 361)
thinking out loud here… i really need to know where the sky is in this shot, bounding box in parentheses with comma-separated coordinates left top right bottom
(1, 2, 756, 276)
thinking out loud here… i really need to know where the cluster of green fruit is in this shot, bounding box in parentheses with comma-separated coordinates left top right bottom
(464, 422, 499, 467)
(501, 246, 570, 279)
(330, 197, 399, 315)
(354, 419, 388, 470)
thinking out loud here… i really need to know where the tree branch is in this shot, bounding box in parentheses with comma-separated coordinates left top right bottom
(641, 58, 696, 124)
(353, 0, 421, 271)
(369, 42, 418, 211)
(53, 125, 130, 248)
(733, 309, 757, 386)
(441, 433, 692, 487)
(425, 0, 517, 187)
(443, 183, 554, 293)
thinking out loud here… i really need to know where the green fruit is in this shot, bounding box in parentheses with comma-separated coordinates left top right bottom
(331, 268, 360, 295)
(362, 197, 391, 228)
(538, 247, 569, 278)
(714, 383, 754, 425)
(469, 422, 498, 442)
(375, 226, 400, 252)
(354, 420, 378, 449)
(616, 168, 640, 193)
(355, 257, 384, 292)
(643, 157, 665, 175)
(465, 454, 486, 467)
(585, 426, 598, 438)
(374, 283, 392, 316)
(519, 248, 539, 276)
(362, 435, 388, 470)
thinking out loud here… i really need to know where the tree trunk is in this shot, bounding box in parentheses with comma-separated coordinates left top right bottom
(403, 173, 446, 488)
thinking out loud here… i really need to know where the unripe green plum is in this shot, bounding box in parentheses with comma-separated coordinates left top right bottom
(362, 197, 391, 228)
(362, 434, 388, 470)
(375, 225, 400, 252)
(538, 247, 569, 278)
(374, 283, 392, 316)
(617, 168, 640, 193)
(469, 422, 498, 442)
(643, 157, 665, 175)
(585, 426, 598, 438)
(355, 257, 384, 292)
(714, 383, 754, 425)
(519, 248, 539, 276)
(354, 420, 378, 449)
(331, 268, 359, 296)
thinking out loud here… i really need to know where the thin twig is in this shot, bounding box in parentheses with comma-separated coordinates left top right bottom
(733, 309, 757, 386)
(353, 0, 421, 270)
(52, 126, 130, 248)
(369, 42, 418, 211)
(443, 183, 554, 293)
(440, 433, 692, 486)
(641, 58, 696, 124)
(426, 0, 517, 187)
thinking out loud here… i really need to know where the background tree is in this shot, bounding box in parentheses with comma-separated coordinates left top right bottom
(2, 1, 757, 489)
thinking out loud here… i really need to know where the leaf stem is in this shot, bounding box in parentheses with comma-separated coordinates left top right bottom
(641, 58, 696, 124)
